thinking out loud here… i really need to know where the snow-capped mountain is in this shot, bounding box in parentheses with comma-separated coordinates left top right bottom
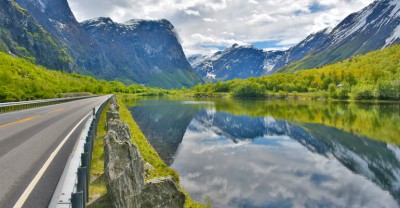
(194, 44, 285, 81)
(192, 28, 331, 81)
(11, 0, 202, 88)
(194, 0, 400, 81)
(187, 54, 210, 66)
(193, 28, 331, 81)
(281, 0, 400, 72)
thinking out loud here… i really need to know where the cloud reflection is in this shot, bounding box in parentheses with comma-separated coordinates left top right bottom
(171, 111, 398, 208)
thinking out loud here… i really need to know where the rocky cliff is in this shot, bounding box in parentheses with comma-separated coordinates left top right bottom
(104, 97, 185, 208)
(81, 18, 202, 88)
(0, 0, 72, 71)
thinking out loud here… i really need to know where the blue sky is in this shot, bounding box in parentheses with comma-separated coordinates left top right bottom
(67, 0, 373, 55)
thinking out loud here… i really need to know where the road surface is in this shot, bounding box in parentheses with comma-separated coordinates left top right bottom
(0, 96, 108, 208)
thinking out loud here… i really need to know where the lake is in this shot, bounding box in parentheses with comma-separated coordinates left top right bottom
(126, 97, 400, 208)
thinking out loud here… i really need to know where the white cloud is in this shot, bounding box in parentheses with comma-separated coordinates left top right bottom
(67, 0, 374, 56)
(203, 18, 216, 22)
(184, 9, 201, 16)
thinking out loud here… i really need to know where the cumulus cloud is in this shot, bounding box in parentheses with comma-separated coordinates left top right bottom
(67, 0, 373, 56)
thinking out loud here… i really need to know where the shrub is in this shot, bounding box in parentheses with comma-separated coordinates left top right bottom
(231, 81, 266, 98)
(351, 85, 376, 100)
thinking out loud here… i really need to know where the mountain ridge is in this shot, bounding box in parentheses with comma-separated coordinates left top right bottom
(11, 0, 202, 89)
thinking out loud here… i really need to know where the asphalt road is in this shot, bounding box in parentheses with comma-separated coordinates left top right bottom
(0, 96, 109, 208)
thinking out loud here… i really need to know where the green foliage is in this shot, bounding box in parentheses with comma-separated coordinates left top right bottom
(182, 44, 400, 101)
(0, 52, 169, 102)
(351, 85, 375, 100)
(231, 81, 266, 98)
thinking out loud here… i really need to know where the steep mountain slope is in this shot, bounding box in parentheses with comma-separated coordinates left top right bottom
(12, 0, 201, 88)
(14, 0, 99, 72)
(0, 0, 71, 71)
(281, 0, 400, 72)
(193, 28, 330, 81)
(81, 18, 202, 88)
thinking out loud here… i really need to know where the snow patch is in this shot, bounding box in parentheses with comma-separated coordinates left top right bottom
(389, 0, 400, 18)
(206, 72, 216, 79)
(35, 0, 46, 12)
(332, 4, 375, 44)
(384, 24, 400, 48)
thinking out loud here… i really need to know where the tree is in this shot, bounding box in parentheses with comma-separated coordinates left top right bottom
(231, 82, 266, 98)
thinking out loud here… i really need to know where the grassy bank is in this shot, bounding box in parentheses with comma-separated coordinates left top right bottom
(88, 95, 205, 207)
(88, 102, 110, 207)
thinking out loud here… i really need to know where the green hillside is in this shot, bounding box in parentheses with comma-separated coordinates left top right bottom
(0, 52, 166, 102)
(187, 44, 400, 100)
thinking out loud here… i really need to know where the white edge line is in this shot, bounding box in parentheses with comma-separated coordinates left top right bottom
(13, 113, 91, 208)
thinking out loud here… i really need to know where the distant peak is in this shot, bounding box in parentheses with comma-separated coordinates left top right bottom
(230, 43, 254, 49)
(81, 17, 116, 28)
(123, 18, 173, 26)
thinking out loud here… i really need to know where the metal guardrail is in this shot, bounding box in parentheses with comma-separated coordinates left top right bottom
(49, 95, 112, 208)
(0, 96, 96, 113)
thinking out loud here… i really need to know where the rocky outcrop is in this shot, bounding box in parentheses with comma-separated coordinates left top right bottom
(104, 97, 185, 208)
(139, 177, 185, 208)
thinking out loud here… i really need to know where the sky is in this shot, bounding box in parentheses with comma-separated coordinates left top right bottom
(67, 0, 374, 56)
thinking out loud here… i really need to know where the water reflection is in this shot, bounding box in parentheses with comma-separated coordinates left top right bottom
(128, 98, 400, 207)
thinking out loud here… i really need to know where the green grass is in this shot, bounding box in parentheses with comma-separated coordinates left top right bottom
(89, 102, 110, 205)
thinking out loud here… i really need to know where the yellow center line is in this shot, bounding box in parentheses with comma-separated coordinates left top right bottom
(0, 115, 40, 128)
(48, 108, 65, 114)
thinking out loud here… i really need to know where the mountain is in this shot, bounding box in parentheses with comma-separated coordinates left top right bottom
(193, 28, 330, 81)
(12, 0, 201, 88)
(193, 44, 285, 81)
(187, 54, 209, 66)
(194, 0, 400, 81)
(81, 18, 202, 88)
(281, 0, 400, 72)
(0, 0, 72, 71)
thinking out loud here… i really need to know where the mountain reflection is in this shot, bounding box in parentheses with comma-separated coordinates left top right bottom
(128, 98, 400, 207)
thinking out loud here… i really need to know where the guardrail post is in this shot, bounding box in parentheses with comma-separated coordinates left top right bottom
(77, 167, 88, 204)
(81, 153, 90, 187)
(71, 192, 84, 208)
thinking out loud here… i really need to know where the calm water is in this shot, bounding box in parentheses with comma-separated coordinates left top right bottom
(127, 98, 400, 208)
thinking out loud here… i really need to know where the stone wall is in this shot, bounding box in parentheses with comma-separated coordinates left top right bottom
(104, 97, 185, 208)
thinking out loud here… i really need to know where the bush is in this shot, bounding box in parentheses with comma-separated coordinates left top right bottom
(231, 81, 266, 98)
(376, 81, 399, 100)
(351, 85, 376, 100)
(337, 88, 349, 99)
